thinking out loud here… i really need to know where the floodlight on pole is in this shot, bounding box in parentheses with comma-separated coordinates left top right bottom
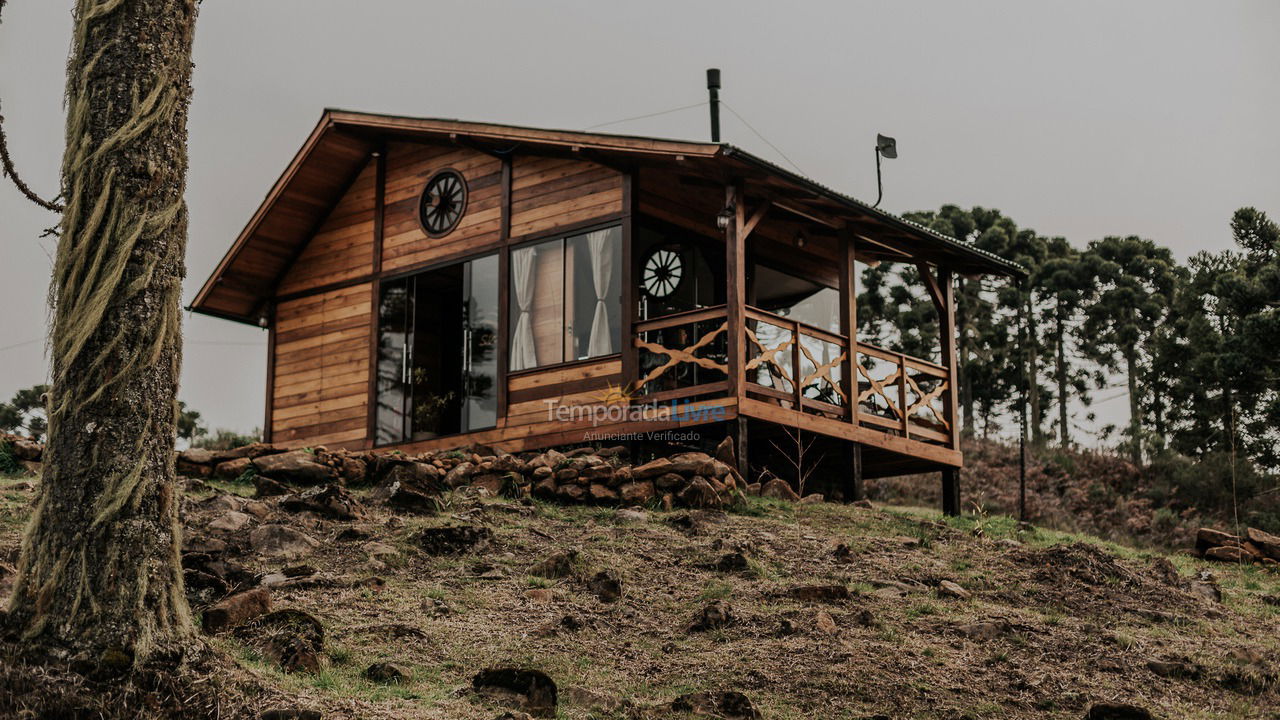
(873, 133, 897, 208)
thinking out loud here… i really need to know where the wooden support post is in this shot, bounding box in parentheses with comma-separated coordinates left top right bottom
(733, 416, 750, 481)
(937, 267, 959, 449)
(848, 441, 864, 502)
(495, 156, 512, 419)
(837, 229, 857, 424)
(263, 300, 276, 444)
(621, 171, 637, 391)
(363, 146, 387, 448)
(941, 467, 960, 516)
(725, 183, 746, 400)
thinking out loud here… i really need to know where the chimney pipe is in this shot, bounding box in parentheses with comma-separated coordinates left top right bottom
(706, 68, 721, 143)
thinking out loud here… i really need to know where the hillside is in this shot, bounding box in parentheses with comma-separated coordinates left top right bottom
(1, 452, 1279, 719)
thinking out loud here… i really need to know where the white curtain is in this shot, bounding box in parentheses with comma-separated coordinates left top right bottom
(511, 245, 538, 371)
(585, 229, 615, 357)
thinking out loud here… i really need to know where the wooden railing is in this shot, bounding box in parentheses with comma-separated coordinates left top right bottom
(631, 304, 954, 447)
(854, 343, 952, 444)
(632, 305, 729, 403)
(742, 305, 953, 446)
(743, 307, 849, 418)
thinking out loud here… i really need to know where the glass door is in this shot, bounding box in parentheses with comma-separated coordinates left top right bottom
(375, 253, 498, 445)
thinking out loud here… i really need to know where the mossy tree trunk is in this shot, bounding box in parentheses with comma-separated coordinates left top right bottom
(7, 0, 199, 664)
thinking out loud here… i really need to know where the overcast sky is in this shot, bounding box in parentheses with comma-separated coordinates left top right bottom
(2, 1, 1277, 442)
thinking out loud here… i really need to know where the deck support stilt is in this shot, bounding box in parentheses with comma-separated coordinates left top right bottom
(731, 417, 750, 482)
(847, 442, 864, 502)
(941, 467, 960, 516)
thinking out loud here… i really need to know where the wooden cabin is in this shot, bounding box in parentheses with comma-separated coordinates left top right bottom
(192, 110, 1021, 509)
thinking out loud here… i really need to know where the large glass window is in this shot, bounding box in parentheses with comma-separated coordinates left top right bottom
(375, 254, 498, 445)
(509, 225, 621, 371)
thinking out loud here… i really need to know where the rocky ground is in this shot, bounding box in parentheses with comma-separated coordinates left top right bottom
(1, 449, 1279, 718)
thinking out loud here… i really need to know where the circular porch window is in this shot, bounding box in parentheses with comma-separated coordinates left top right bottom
(418, 169, 467, 237)
(642, 245, 684, 298)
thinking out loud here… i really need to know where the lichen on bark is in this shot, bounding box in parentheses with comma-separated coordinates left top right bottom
(7, 0, 200, 663)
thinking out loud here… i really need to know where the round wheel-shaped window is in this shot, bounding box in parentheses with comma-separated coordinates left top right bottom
(418, 169, 467, 236)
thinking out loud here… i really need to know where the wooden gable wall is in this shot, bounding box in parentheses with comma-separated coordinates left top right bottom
(266, 137, 627, 450)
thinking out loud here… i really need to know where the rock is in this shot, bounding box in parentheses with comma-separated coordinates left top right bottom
(253, 475, 292, 497)
(208, 511, 253, 534)
(669, 452, 717, 477)
(555, 467, 580, 484)
(472, 473, 505, 495)
(714, 436, 737, 468)
(654, 472, 685, 491)
(530, 551, 577, 579)
(416, 525, 492, 555)
(677, 477, 723, 508)
(556, 483, 586, 502)
(714, 552, 749, 572)
(956, 621, 1010, 640)
(851, 498, 874, 509)
(937, 580, 971, 599)
(1086, 703, 1153, 720)
(281, 485, 366, 521)
(531, 477, 557, 500)
(760, 478, 800, 502)
(587, 483, 618, 503)
(561, 686, 627, 713)
(1245, 527, 1280, 560)
(586, 571, 622, 602)
(632, 457, 674, 480)
(744, 482, 762, 496)
(364, 662, 407, 684)
(670, 691, 760, 719)
(336, 524, 375, 542)
(184, 568, 229, 605)
(1205, 545, 1255, 563)
(443, 461, 475, 488)
(241, 609, 325, 673)
(688, 601, 735, 631)
(524, 589, 554, 603)
(249, 525, 320, 559)
(832, 544, 854, 563)
(253, 450, 336, 485)
(1189, 580, 1222, 603)
(614, 507, 648, 523)
(1146, 658, 1199, 678)
(472, 668, 557, 718)
(798, 493, 824, 504)
(212, 456, 252, 480)
(786, 585, 851, 602)
(211, 442, 286, 464)
(580, 463, 614, 483)
(1195, 527, 1242, 554)
(202, 588, 271, 634)
(383, 481, 442, 515)
(201, 493, 247, 513)
(813, 610, 838, 635)
(363, 542, 400, 561)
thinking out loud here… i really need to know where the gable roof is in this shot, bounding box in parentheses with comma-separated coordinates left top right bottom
(191, 109, 1023, 323)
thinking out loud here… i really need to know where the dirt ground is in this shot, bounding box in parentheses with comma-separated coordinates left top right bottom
(1, 472, 1278, 719)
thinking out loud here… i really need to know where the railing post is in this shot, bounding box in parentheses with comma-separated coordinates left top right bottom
(899, 353, 909, 437)
(791, 321, 803, 411)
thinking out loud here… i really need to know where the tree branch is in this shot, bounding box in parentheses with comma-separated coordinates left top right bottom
(0, 102, 64, 212)
(0, 2, 64, 213)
